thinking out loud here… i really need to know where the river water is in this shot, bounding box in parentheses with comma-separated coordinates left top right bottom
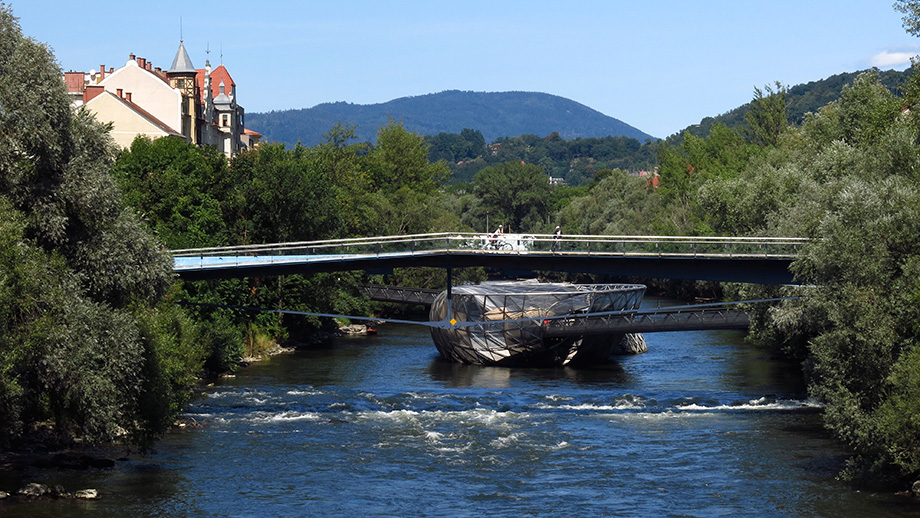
(2, 297, 918, 517)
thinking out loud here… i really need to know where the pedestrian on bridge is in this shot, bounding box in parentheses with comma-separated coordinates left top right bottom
(552, 226, 561, 253)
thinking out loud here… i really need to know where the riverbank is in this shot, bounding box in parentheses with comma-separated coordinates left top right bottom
(0, 445, 111, 503)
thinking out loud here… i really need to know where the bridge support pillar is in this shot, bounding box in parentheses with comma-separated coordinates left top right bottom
(446, 267, 453, 324)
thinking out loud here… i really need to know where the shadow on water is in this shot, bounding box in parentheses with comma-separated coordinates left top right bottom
(426, 355, 632, 389)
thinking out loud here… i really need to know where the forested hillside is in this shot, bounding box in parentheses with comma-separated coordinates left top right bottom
(368, 70, 915, 187)
(674, 68, 912, 142)
(246, 90, 654, 147)
(426, 129, 659, 185)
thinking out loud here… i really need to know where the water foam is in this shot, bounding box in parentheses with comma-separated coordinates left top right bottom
(252, 410, 322, 423)
(676, 397, 822, 412)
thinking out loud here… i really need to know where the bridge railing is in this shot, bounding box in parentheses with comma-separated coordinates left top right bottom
(172, 232, 806, 269)
(172, 233, 465, 267)
(521, 234, 805, 257)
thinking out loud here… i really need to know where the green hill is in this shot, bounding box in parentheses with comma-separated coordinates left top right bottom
(246, 90, 654, 147)
(671, 68, 913, 142)
(245, 68, 916, 188)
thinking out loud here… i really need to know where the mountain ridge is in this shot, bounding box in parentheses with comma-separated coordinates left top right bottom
(247, 90, 654, 147)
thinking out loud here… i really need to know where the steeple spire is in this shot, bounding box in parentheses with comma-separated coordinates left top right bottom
(168, 40, 196, 74)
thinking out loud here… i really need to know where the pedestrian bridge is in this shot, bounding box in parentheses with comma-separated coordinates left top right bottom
(173, 232, 805, 285)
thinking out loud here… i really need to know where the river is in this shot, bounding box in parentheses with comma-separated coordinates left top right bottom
(2, 297, 918, 517)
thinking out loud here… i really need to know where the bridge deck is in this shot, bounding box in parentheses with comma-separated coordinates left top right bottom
(173, 232, 805, 285)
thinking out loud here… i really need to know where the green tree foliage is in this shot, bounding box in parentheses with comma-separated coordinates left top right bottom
(744, 82, 788, 147)
(364, 121, 454, 235)
(426, 128, 486, 164)
(793, 176, 920, 484)
(472, 161, 552, 232)
(311, 123, 374, 236)
(114, 136, 232, 249)
(230, 143, 343, 243)
(429, 131, 656, 186)
(706, 68, 920, 486)
(658, 124, 756, 197)
(127, 291, 206, 446)
(668, 69, 910, 148)
(114, 117, 464, 362)
(557, 169, 662, 235)
(654, 122, 760, 236)
(369, 119, 450, 194)
(0, 5, 203, 449)
(895, 0, 920, 36)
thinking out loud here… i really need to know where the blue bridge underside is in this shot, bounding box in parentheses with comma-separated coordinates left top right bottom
(174, 251, 797, 285)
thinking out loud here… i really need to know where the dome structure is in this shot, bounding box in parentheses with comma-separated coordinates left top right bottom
(429, 282, 646, 366)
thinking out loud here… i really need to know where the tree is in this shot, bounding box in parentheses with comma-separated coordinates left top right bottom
(426, 128, 486, 163)
(558, 169, 660, 235)
(894, 0, 920, 36)
(114, 136, 232, 249)
(0, 4, 203, 450)
(460, 128, 486, 158)
(368, 119, 449, 195)
(655, 122, 756, 236)
(473, 161, 551, 232)
(230, 143, 342, 243)
(744, 82, 788, 147)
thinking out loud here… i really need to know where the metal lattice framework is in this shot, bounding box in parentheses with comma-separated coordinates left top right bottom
(542, 303, 750, 336)
(358, 284, 441, 306)
(429, 282, 646, 366)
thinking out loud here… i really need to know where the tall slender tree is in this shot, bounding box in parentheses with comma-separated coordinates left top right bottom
(0, 4, 204, 450)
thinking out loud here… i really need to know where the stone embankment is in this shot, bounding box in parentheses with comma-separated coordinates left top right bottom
(337, 323, 377, 335)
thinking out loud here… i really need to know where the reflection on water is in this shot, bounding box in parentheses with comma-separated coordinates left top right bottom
(426, 357, 631, 389)
(1, 310, 916, 517)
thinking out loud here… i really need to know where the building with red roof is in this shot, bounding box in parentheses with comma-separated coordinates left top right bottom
(64, 41, 258, 156)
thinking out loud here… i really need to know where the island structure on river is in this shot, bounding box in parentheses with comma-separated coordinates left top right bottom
(429, 282, 647, 366)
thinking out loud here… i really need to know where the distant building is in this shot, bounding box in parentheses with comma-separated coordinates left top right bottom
(64, 41, 260, 157)
(638, 169, 660, 189)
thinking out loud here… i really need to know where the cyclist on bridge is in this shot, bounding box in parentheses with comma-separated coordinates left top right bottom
(488, 224, 504, 249)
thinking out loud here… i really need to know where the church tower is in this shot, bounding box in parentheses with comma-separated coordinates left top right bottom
(166, 40, 200, 143)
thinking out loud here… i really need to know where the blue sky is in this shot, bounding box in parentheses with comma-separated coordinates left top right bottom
(10, 1, 920, 138)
